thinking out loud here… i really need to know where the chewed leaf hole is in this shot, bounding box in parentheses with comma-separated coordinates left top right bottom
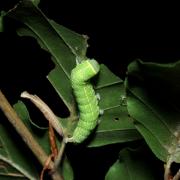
(114, 117, 119, 121)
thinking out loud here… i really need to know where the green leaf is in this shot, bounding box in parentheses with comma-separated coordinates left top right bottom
(105, 148, 156, 180)
(49, 20, 88, 59)
(0, 120, 38, 179)
(61, 156, 74, 180)
(134, 123, 168, 161)
(95, 64, 123, 89)
(16, 19, 88, 61)
(7, 0, 87, 110)
(126, 59, 180, 163)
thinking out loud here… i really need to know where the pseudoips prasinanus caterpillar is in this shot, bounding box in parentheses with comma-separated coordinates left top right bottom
(66, 59, 100, 143)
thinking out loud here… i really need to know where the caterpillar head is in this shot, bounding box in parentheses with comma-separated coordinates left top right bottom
(71, 59, 100, 83)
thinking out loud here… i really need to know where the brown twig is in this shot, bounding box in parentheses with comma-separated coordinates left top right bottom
(0, 90, 63, 180)
(49, 123, 58, 159)
(53, 140, 66, 171)
(20, 91, 64, 137)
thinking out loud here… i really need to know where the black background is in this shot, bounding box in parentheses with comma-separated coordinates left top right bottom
(0, 1, 179, 179)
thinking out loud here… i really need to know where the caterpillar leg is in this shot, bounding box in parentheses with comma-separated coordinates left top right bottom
(95, 93, 103, 115)
(75, 56, 83, 65)
(96, 93, 101, 100)
(75, 57, 79, 65)
(99, 109, 104, 115)
(64, 137, 74, 143)
(97, 109, 104, 125)
(120, 95, 127, 106)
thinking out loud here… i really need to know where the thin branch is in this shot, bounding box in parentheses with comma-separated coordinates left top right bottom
(53, 140, 66, 171)
(21, 91, 64, 137)
(164, 160, 172, 180)
(40, 155, 53, 180)
(0, 90, 63, 180)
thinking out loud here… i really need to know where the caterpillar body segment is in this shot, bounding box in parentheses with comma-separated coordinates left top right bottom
(67, 59, 100, 143)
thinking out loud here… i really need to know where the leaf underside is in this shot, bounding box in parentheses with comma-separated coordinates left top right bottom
(105, 147, 156, 180)
(126, 59, 180, 163)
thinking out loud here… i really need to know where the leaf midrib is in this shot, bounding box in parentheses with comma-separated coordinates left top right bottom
(128, 87, 175, 138)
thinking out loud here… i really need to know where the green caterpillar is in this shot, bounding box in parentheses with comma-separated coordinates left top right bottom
(66, 59, 100, 143)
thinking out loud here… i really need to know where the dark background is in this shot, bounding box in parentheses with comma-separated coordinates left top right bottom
(0, 1, 179, 179)
(1, 1, 180, 72)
